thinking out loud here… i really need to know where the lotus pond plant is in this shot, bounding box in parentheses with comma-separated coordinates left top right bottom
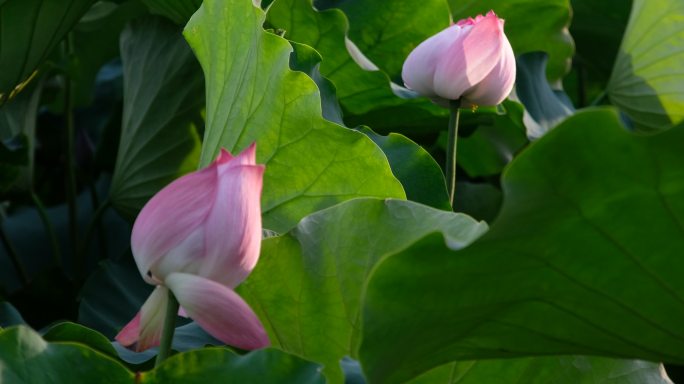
(0, 0, 683, 383)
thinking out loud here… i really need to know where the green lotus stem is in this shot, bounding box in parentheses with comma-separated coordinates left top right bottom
(77, 199, 110, 269)
(31, 192, 62, 268)
(446, 99, 462, 208)
(62, 33, 81, 280)
(156, 289, 179, 367)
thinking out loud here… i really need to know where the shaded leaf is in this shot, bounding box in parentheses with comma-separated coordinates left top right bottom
(457, 100, 528, 176)
(109, 16, 203, 220)
(515, 52, 575, 139)
(0, 325, 132, 383)
(142, 0, 202, 24)
(71, 0, 148, 106)
(288, 41, 344, 125)
(140, 348, 325, 383)
(0, 301, 25, 327)
(361, 109, 684, 382)
(43, 321, 118, 359)
(0, 0, 96, 101)
(360, 127, 450, 210)
(607, 0, 684, 132)
(239, 198, 486, 382)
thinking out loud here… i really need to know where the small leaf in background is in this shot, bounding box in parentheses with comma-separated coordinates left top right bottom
(456, 100, 528, 177)
(78, 257, 225, 365)
(316, 0, 450, 81)
(360, 109, 684, 382)
(448, 0, 574, 82)
(43, 321, 119, 359)
(0, 301, 26, 327)
(0, 0, 96, 102)
(109, 16, 204, 221)
(70, 0, 148, 106)
(140, 348, 326, 384)
(288, 41, 345, 125)
(78, 256, 152, 339)
(267, 0, 448, 133)
(566, 0, 632, 106)
(607, 0, 684, 132)
(360, 127, 450, 210)
(0, 325, 133, 383)
(185, 0, 405, 233)
(239, 198, 487, 382)
(515, 52, 575, 139)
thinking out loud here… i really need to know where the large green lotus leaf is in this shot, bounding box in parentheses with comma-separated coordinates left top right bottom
(360, 109, 684, 383)
(109, 16, 203, 221)
(266, 0, 446, 127)
(0, 0, 96, 102)
(238, 198, 487, 382)
(607, 0, 684, 132)
(0, 325, 133, 382)
(448, 0, 574, 82)
(318, 0, 450, 80)
(142, 0, 202, 24)
(413, 358, 671, 384)
(141, 348, 325, 383)
(184, 0, 405, 232)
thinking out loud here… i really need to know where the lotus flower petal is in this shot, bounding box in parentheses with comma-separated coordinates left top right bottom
(401, 10, 516, 107)
(165, 272, 269, 350)
(115, 286, 169, 351)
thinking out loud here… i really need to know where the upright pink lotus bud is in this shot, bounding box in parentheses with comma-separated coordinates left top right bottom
(401, 10, 516, 107)
(115, 144, 269, 352)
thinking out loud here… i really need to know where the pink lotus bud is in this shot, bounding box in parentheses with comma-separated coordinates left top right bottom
(116, 144, 269, 351)
(401, 10, 516, 107)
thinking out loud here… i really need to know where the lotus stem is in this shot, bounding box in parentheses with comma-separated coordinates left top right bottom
(446, 99, 462, 208)
(155, 289, 179, 367)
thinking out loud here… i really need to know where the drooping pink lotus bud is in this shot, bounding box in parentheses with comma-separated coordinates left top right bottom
(116, 144, 269, 351)
(401, 10, 516, 107)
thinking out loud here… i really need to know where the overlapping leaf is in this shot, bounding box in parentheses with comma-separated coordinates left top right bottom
(109, 17, 203, 220)
(607, 0, 684, 132)
(316, 0, 450, 80)
(267, 0, 447, 131)
(0, 326, 133, 383)
(184, 0, 405, 232)
(361, 109, 684, 382)
(0, 0, 96, 102)
(238, 198, 487, 382)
